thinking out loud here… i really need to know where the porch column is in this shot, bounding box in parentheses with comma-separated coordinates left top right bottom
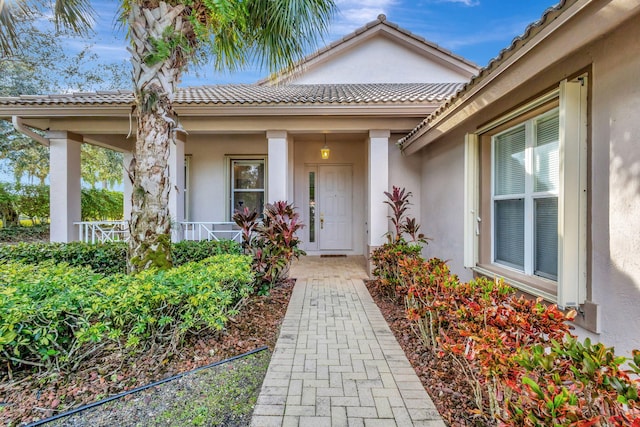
(169, 131, 186, 242)
(267, 130, 288, 202)
(123, 152, 133, 222)
(368, 130, 390, 253)
(47, 131, 82, 242)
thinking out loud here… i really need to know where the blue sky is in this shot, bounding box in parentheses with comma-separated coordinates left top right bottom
(75, 0, 559, 87)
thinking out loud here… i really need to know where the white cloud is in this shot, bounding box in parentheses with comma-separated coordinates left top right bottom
(328, 0, 397, 40)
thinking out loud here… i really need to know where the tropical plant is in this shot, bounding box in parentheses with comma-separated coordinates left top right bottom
(0, 0, 94, 56)
(120, 0, 335, 273)
(384, 185, 428, 243)
(1, 0, 336, 274)
(234, 201, 305, 293)
(372, 186, 429, 297)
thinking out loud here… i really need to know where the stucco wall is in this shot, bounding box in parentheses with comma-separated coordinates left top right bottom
(416, 13, 640, 356)
(185, 134, 267, 222)
(388, 134, 422, 239)
(291, 37, 470, 84)
(419, 133, 470, 281)
(588, 16, 640, 355)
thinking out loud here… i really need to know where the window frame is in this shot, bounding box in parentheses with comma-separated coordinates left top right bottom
(465, 76, 588, 309)
(225, 155, 268, 220)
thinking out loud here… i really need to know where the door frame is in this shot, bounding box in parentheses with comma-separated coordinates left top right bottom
(303, 163, 353, 252)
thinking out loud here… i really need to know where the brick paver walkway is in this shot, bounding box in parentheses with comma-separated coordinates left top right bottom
(251, 256, 444, 427)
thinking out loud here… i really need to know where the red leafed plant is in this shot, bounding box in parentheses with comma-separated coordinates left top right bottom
(370, 187, 640, 425)
(372, 186, 429, 298)
(233, 201, 305, 293)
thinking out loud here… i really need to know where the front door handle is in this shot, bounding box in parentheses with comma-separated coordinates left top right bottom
(320, 214, 324, 229)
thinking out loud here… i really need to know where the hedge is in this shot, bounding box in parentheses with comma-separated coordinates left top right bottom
(372, 241, 640, 426)
(0, 240, 242, 275)
(0, 255, 253, 372)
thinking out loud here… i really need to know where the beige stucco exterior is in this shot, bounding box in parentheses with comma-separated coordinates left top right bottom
(408, 0, 640, 356)
(289, 36, 471, 84)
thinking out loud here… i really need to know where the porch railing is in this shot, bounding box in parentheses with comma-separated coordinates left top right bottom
(75, 221, 129, 244)
(75, 221, 242, 244)
(177, 222, 242, 243)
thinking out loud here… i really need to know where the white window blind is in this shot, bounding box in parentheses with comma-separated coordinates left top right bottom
(492, 110, 559, 278)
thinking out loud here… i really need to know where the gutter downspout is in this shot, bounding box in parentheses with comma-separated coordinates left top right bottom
(12, 116, 50, 147)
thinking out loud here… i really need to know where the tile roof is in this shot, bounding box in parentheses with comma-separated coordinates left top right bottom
(0, 83, 464, 108)
(399, 0, 575, 146)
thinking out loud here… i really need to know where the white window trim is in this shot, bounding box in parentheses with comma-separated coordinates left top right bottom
(224, 155, 268, 221)
(464, 76, 587, 308)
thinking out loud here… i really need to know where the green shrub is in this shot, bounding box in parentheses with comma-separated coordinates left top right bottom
(15, 184, 49, 224)
(0, 255, 253, 372)
(81, 188, 124, 220)
(0, 224, 49, 243)
(172, 239, 242, 265)
(0, 241, 128, 275)
(0, 182, 19, 227)
(0, 240, 242, 275)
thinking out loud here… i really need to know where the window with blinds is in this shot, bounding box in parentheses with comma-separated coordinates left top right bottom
(492, 109, 559, 280)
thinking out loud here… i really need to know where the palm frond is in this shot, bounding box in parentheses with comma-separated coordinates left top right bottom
(50, 0, 95, 34)
(0, 0, 30, 55)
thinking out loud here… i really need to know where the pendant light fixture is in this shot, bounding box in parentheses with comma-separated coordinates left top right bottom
(321, 133, 330, 160)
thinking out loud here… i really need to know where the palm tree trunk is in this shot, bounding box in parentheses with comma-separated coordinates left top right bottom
(127, 2, 185, 273)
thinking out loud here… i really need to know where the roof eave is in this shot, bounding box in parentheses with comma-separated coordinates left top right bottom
(0, 103, 443, 120)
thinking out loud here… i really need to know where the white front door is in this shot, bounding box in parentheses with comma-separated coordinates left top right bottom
(318, 165, 352, 250)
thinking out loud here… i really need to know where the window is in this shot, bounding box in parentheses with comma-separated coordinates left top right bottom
(465, 76, 587, 309)
(492, 110, 559, 279)
(230, 159, 265, 217)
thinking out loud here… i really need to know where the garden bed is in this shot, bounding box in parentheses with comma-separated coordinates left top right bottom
(0, 279, 294, 426)
(367, 279, 490, 427)
(38, 348, 270, 427)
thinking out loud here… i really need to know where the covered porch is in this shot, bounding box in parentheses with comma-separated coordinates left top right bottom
(46, 126, 413, 261)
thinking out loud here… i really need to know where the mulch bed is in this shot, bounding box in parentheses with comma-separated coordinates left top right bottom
(366, 279, 495, 427)
(0, 280, 294, 426)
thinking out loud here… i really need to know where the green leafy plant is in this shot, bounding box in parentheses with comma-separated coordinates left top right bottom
(0, 240, 242, 275)
(14, 184, 49, 224)
(233, 201, 305, 293)
(80, 188, 124, 220)
(0, 182, 19, 227)
(507, 337, 640, 426)
(0, 255, 253, 373)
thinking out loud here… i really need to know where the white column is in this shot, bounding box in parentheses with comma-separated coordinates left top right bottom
(169, 131, 186, 242)
(267, 130, 288, 203)
(47, 131, 82, 242)
(123, 152, 134, 222)
(368, 130, 390, 249)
